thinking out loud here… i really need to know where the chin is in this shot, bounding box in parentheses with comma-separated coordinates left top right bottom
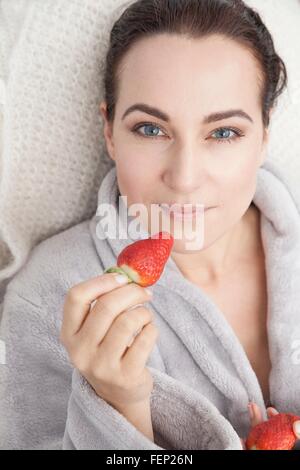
(171, 235, 206, 253)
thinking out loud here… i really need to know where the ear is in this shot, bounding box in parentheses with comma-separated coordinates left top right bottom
(259, 123, 270, 166)
(99, 101, 116, 162)
(259, 107, 275, 165)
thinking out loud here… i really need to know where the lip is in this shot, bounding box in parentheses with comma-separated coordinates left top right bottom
(158, 203, 208, 213)
(159, 203, 212, 219)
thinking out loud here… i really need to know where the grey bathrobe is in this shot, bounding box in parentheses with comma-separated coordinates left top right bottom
(0, 160, 300, 450)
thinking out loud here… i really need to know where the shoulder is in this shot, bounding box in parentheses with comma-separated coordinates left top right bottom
(5, 218, 103, 309)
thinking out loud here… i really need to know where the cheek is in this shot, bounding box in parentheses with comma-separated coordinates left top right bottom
(114, 153, 159, 206)
(215, 138, 261, 194)
(114, 132, 165, 178)
(216, 155, 258, 218)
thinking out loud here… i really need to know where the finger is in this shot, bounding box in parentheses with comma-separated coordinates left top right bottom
(120, 303, 145, 348)
(248, 402, 263, 428)
(293, 421, 300, 439)
(61, 272, 130, 338)
(267, 407, 279, 419)
(97, 306, 154, 361)
(122, 322, 159, 374)
(77, 284, 152, 347)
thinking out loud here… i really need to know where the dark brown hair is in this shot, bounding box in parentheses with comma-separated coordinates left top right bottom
(103, 0, 288, 128)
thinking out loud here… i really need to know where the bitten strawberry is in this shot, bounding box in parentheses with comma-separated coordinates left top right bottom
(246, 413, 300, 450)
(104, 231, 174, 287)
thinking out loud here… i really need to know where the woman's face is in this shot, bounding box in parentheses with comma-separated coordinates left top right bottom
(100, 34, 269, 253)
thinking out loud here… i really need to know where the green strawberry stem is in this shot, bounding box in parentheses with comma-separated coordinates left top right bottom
(104, 266, 134, 283)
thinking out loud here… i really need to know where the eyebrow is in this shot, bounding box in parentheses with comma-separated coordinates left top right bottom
(121, 103, 254, 124)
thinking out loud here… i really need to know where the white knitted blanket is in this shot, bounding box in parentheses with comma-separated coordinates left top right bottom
(0, 0, 299, 317)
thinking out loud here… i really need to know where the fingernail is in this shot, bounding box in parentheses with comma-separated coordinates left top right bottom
(294, 421, 300, 437)
(115, 274, 129, 284)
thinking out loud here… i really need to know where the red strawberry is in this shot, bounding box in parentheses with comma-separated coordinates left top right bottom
(104, 231, 174, 287)
(246, 413, 300, 450)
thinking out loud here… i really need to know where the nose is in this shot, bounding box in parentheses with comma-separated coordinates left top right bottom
(162, 146, 206, 194)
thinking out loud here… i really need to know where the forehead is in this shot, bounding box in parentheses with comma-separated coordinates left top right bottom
(117, 34, 262, 119)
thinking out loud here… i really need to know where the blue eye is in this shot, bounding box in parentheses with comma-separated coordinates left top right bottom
(132, 123, 165, 138)
(213, 128, 232, 139)
(211, 127, 242, 144)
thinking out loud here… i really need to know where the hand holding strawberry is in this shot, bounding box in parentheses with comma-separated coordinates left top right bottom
(61, 232, 174, 418)
(241, 402, 300, 450)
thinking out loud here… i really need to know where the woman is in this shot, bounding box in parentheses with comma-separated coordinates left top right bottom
(1, 0, 299, 450)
